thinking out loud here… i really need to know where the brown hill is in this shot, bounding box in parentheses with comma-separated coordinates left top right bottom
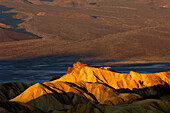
(0, 28, 39, 42)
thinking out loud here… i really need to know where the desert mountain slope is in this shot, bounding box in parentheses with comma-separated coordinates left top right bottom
(54, 62, 170, 90)
(10, 81, 141, 112)
(0, 28, 39, 42)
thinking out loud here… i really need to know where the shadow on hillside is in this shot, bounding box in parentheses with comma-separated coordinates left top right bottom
(0, 5, 41, 38)
(27, 91, 92, 112)
(116, 82, 170, 98)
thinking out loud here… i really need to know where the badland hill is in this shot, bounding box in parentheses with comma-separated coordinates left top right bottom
(0, 62, 169, 112)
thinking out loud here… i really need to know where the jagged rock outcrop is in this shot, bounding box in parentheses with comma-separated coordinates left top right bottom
(10, 81, 141, 112)
(0, 82, 32, 101)
(0, 101, 44, 113)
(54, 62, 170, 91)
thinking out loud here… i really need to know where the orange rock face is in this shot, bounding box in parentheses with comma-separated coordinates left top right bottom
(54, 62, 170, 90)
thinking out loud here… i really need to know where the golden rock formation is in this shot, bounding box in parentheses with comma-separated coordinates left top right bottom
(54, 62, 170, 90)
(10, 81, 140, 112)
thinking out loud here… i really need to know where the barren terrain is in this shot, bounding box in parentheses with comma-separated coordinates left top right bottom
(0, 0, 169, 62)
(1, 62, 170, 112)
